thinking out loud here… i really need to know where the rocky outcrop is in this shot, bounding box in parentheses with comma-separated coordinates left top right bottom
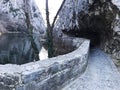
(110, 0, 120, 59)
(112, 0, 120, 9)
(0, 0, 46, 64)
(53, 0, 89, 36)
(53, 0, 120, 60)
(0, 0, 45, 35)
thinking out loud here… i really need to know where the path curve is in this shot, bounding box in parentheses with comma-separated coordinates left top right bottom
(62, 48, 120, 90)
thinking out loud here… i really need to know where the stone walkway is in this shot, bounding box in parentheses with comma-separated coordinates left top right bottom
(62, 48, 120, 90)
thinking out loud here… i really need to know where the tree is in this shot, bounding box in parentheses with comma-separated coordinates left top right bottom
(23, 0, 39, 60)
(45, 0, 66, 58)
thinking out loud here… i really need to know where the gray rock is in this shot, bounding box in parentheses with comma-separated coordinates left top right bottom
(53, 0, 120, 60)
(0, 0, 46, 35)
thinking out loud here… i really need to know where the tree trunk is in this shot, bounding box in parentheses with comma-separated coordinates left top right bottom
(24, 0, 39, 60)
(46, 0, 54, 58)
(45, 0, 66, 58)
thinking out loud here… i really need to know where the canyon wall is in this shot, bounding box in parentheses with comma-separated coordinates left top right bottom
(53, 0, 120, 60)
(0, 0, 45, 35)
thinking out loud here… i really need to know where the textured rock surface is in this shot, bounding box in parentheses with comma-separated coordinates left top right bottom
(53, 0, 120, 60)
(0, 0, 45, 35)
(53, 0, 89, 36)
(0, 36, 90, 90)
(112, 0, 120, 9)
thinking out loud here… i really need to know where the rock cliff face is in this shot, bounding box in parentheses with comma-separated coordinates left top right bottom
(53, 0, 89, 36)
(0, 0, 45, 35)
(53, 0, 120, 60)
(0, 0, 45, 64)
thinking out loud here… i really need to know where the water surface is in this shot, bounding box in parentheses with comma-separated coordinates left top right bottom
(0, 33, 42, 65)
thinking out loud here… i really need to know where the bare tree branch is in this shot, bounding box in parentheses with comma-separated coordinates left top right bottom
(51, 0, 66, 28)
(45, 0, 54, 57)
(45, 0, 66, 57)
(46, 0, 51, 28)
(23, 0, 39, 60)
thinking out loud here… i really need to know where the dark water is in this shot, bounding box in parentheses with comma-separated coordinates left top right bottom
(0, 33, 42, 65)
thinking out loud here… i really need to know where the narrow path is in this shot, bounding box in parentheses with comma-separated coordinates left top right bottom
(62, 48, 120, 90)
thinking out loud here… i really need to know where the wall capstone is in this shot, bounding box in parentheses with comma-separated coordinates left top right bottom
(0, 35, 90, 90)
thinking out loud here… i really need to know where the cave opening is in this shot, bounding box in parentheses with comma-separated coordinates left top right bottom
(63, 29, 102, 48)
(77, 30, 101, 48)
(62, 14, 110, 49)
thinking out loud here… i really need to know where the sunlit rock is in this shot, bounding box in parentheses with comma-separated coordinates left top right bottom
(0, 0, 46, 35)
(112, 0, 120, 9)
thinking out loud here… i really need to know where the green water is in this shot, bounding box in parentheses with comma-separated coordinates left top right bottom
(0, 33, 42, 65)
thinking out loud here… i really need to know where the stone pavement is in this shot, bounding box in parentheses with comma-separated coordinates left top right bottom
(62, 48, 120, 90)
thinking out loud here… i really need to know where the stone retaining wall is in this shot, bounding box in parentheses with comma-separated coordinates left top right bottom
(0, 36, 90, 90)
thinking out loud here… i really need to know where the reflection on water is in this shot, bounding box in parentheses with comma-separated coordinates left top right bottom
(0, 33, 42, 65)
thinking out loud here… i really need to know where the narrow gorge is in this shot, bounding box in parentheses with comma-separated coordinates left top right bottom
(0, 0, 120, 90)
